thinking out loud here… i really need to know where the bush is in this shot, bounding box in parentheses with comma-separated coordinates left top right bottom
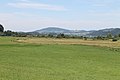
(112, 38, 118, 42)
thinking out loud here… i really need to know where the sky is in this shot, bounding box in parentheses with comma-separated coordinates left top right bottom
(0, 0, 120, 31)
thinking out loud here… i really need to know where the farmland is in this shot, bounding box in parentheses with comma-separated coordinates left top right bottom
(0, 37, 120, 80)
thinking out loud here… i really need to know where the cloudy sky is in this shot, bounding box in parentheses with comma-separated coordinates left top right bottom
(0, 0, 120, 31)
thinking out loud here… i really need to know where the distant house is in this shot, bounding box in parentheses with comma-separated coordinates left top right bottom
(0, 24, 4, 32)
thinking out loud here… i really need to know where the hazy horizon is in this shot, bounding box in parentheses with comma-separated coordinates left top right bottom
(3, 26, 120, 32)
(0, 0, 120, 32)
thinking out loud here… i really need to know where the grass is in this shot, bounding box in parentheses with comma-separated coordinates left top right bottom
(17, 37, 120, 48)
(0, 37, 120, 80)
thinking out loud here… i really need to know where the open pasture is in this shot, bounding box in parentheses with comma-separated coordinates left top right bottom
(0, 37, 120, 80)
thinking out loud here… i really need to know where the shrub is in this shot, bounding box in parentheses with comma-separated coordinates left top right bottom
(112, 38, 118, 42)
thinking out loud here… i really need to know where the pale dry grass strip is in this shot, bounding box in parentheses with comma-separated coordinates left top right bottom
(17, 38, 120, 48)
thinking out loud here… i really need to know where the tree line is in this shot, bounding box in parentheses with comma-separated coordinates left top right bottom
(0, 24, 120, 41)
(1, 30, 120, 41)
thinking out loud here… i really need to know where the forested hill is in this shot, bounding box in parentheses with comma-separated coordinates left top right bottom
(33, 27, 120, 36)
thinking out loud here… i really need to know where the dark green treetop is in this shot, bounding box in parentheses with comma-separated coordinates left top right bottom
(0, 24, 4, 32)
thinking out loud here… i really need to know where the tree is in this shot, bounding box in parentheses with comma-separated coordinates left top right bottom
(118, 34, 120, 37)
(112, 38, 118, 42)
(56, 33, 65, 38)
(4, 30, 13, 36)
(97, 36, 102, 40)
(0, 24, 4, 32)
(84, 37, 87, 40)
(107, 33, 112, 39)
(48, 33, 54, 38)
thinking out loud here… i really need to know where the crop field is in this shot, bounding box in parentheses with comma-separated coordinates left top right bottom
(0, 37, 120, 80)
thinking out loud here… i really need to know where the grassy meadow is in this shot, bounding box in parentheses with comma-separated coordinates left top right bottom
(0, 37, 120, 80)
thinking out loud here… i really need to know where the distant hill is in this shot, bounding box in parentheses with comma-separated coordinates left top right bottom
(35, 27, 71, 34)
(31, 27, 120, 37)
(33, 27, 91, 36)
(88, 28, 120, 37)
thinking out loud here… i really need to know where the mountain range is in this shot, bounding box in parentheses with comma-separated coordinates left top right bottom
(30, 27, 120, 37)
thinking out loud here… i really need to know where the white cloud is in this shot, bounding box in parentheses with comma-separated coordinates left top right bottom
(8, 2, 67, 11)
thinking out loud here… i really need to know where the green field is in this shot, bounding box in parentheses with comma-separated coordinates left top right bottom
(0, 37, 120, 80)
